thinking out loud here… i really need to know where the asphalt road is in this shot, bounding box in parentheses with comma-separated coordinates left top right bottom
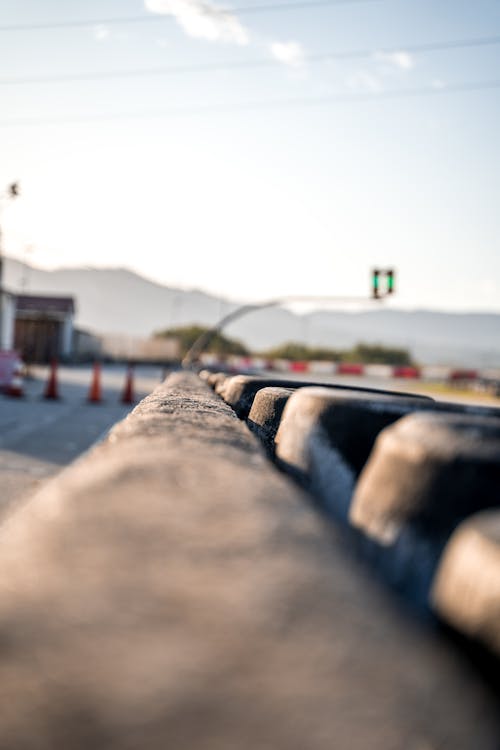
(0, 364, 167, 518)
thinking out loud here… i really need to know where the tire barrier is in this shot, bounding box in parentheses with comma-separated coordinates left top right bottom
(247, 387, 294, 456)
(202, 370, 500, 661)
(351, 412, 500, 544)
(350, 411, 500, 604)
(432, 510, 500, 656)
(217, 373, 431, 420)
(273, 386, 433, 520)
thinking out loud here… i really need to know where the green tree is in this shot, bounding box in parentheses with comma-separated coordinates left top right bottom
(343, 343, 413, 366)
(259, 340, 413, 365)
(260, 342, 343, 361)
(154, 325, 249, 358)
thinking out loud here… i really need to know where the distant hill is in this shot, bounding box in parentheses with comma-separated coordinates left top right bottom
(4, 257, 500, 366)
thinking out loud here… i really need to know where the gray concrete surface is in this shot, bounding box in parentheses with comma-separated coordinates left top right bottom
(0, 364, 163, 516)
(0, 371, 497, 748)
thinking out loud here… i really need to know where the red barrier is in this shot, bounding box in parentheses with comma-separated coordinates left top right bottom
(393, 366, 421, 379)
(337, 363, 364, 375)
(449, 369, 478, 382)
(289, 361, 309, 373)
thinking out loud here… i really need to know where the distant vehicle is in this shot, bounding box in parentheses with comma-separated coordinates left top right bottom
(0, 350, 24, 391)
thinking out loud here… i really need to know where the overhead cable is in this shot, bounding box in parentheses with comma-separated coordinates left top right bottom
(1, 78, 499, 127)
(2, 34, 500, 86)
(0, 0, 387, 32)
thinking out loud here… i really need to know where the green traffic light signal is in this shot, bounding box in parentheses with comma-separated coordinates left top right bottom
(371, 268, 395, 298)
(386, 269, 395, 293)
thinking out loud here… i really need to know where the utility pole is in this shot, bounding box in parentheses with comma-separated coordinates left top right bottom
(0, 182, 20, 349)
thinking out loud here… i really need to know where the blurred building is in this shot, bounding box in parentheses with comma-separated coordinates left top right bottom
(0, 292, 75, 362)
(73, 328, 103, 361)
(100, 334, 180, 362)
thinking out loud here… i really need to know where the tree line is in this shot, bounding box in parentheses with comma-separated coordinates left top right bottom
(155, 325, 414, 366)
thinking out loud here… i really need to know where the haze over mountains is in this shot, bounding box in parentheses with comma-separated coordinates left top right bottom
(5, 257, 500, 367)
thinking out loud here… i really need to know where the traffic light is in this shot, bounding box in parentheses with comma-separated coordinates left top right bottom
(371, 268, 395, 299)
(386, 269, 395, 294)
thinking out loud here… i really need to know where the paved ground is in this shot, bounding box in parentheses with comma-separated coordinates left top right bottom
(260, 369, 500, 406)
(0, 364, 166, 518)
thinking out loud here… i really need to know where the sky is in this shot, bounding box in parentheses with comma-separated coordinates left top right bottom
(1, 0, 499, 312)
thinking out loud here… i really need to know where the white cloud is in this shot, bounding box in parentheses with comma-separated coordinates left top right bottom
(94, 24, 110, 41)
(375, 50, 415, 71)
(144, 0, 249, 45)
(269, 41, 305, 68)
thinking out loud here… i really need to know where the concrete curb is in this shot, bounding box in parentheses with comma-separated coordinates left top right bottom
(0, 372, 498, 746)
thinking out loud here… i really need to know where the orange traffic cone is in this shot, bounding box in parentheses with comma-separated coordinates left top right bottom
(88, 362, 102, 403)
(44, 359, 60, 400)
(6, 361, 24, 398)
(121, 365, 135, 404)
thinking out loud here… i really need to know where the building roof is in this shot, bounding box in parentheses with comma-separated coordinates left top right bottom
(15, 294, 75, 315)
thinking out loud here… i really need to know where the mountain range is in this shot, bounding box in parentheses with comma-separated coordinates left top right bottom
(4, 257, 500, 367)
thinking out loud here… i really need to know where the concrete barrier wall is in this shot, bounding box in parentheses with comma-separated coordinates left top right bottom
(0, 371, 499, 747)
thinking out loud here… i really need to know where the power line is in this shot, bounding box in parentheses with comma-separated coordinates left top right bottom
(0, 0, 386, 32)
(2, 34, 500, 86)
(1, 78, 499, 127)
